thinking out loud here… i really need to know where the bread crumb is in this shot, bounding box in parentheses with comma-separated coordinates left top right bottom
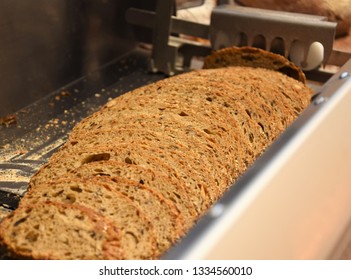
(60, 91, 70, 97)
(0, 114, 17, 127)
(18, 148, 28, 155)
(0, 144, 10, 150)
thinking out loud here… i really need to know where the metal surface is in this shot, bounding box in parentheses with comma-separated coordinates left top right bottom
(176, 0, 205, 10)
(126, 7, 210, 41)
(150, 0, 177, 75)
(0, 0, 151, 117)
(210, 5, 336, 64)
(0, 48, 165, 214)
(126, 0, 212, 75)
(126, 6, 211, 75)
(126, 2, 211, 75)
(164, 60, 351, 259)
(127, 2, 340, 75)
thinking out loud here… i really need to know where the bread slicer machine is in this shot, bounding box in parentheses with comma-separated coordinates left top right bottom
(1, 0, 351, 259)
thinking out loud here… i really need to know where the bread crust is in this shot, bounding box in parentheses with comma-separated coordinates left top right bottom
(203, 46, 307, 83)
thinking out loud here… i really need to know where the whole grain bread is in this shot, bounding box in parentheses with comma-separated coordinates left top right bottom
(0, 47, 313, 259)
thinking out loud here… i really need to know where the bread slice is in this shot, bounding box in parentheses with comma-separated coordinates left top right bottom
(67, 97, 244, 187)
(173, 75, 281, 155)
(134, 74, 269, 167)
(68, 102, 239, 145)
(91, 176, 185, 253)
(69, 107, 255, 174)
(118, 140, 219, 203)
(0, 201, 123, 259)
(69, 82, 242, 148)
(22, 178, 158, 259)
(67, 160, 198, 231)
(190, 69, 295, 128)
(112, 84, 245, 151)
(203, 46, 307, 83)
(157, 71, 285, 141)
(136, 72, 282, 165)
(69, 111, 242, 178)
(29, 144, 206, 215)
(161, 67, 311, 133)
(199, 67, 312, 122)
(152, 67, 312, 162)
(67, 128, 228, 202)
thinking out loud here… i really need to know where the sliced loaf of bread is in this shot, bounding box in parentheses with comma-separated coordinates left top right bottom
(0, 47, 313, 259)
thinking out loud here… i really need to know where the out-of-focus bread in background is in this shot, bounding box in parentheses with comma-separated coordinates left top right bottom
(176, 0, 351, 53)
(236, 0, 351, 53)
(236, 0, 351, 37)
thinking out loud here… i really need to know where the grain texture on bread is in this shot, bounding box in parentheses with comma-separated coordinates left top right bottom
(68, 128, 226, 201)
(0, 49, 313, 259)
(22, 179, 158, 259)
(92, 176, 185, 252)
(29, 144, 209, 215)
(69, 160, 198, 231)
(0, 201, 123, 260)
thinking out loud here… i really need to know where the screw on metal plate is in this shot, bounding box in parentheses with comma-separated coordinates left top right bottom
(313, 96, 327, 106)
(339, 71, 350, 79)
(209, 203, 225, 218)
